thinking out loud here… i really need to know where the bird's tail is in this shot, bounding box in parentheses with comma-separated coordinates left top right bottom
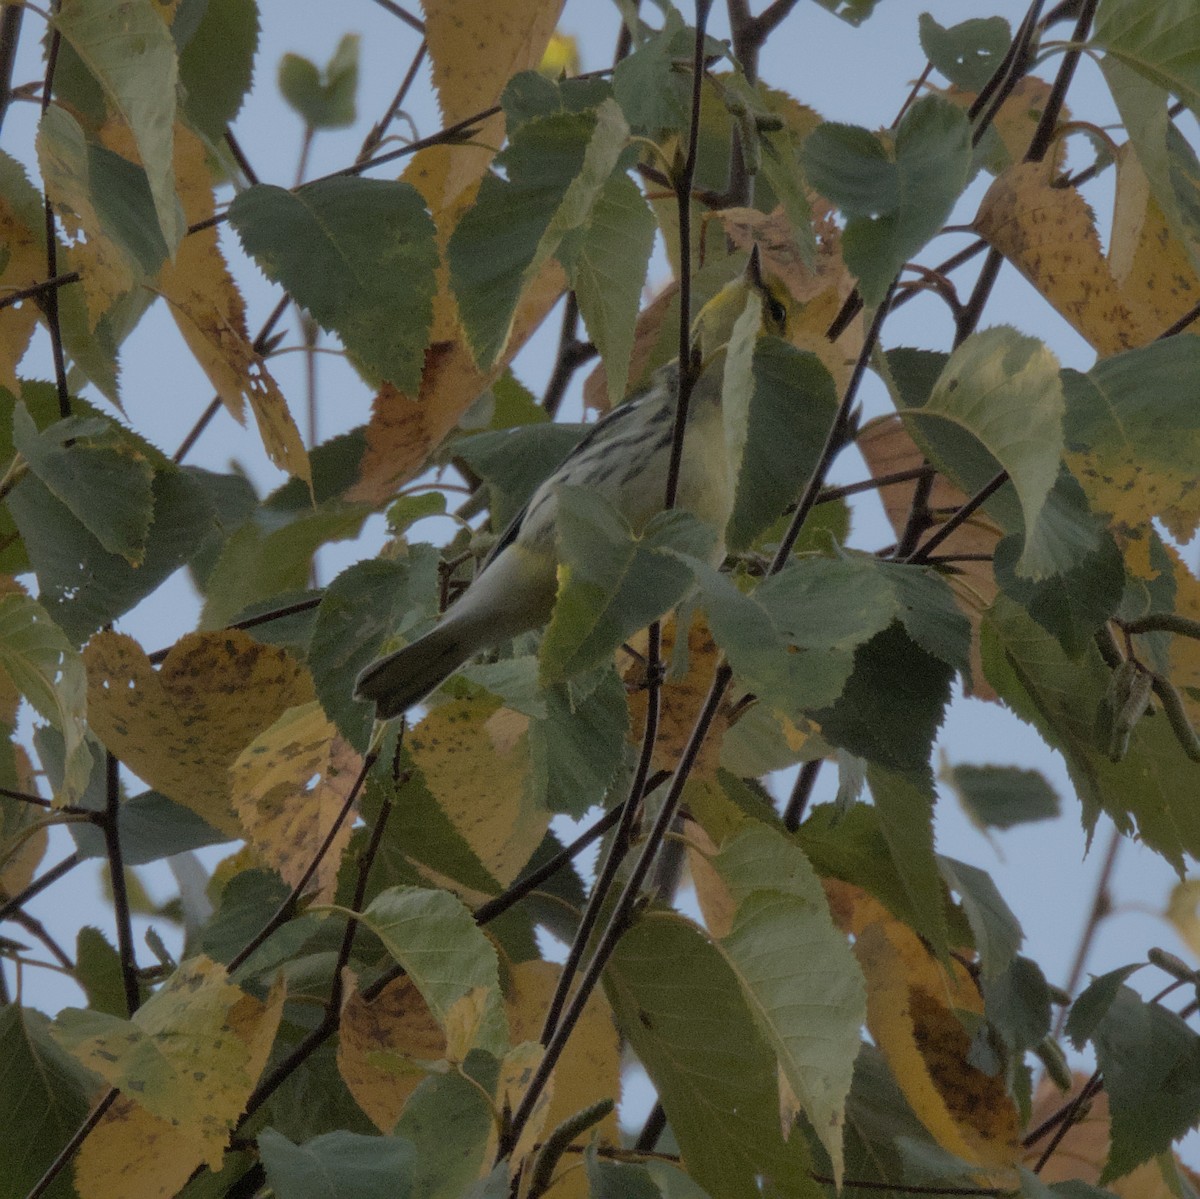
(354, 621, 470, 719)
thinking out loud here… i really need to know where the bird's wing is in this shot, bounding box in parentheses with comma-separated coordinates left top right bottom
(481, 397, 650, 567)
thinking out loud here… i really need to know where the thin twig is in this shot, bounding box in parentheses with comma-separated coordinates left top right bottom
(6, 908, 73, 971)
(26, 1089, 119, 1199)
(39, 22, 70, 419)
(0, 3, 23, 133)
(783, 759, 821, 831)
(0, 270, 80, 312)
(0, 852, 81, 924)
(357, 39, 427, 163)
(905, 469, 1008, 563)
(367, 0, 424, 33)
(102, 752, 140, 1015)
(226, 749, 377, 974)
(1025, 0, 1096, 164)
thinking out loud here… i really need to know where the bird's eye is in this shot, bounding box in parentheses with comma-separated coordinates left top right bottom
(765, 293, 787, 330)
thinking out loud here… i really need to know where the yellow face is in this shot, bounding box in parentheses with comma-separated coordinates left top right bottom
(692, 247, 793, 359)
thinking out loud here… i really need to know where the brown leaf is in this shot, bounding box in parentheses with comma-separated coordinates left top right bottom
(154, 125, 310, 484)
(348, 260, 565, 504)
(338, 974, 447, 1132)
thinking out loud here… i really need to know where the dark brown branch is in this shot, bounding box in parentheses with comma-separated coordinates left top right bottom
(367, 0, 424, 33)
(357, 40, 427, 163)
(6, 908, 73, 971)
(39, 23, 70, 419)
(224, 130, 260, 186)
(0, 852, 81, 924)
(26, 1089, 119, 1199)
(102, 752, 140, 1015)
(0, 785, 51, 808)
(906, 469, 1008, 563)
(0, 270, 80, 312)
(0, 3, 23, 133)
(1025, 0, 1098, 164)
(783, 758, 821, 831)
(817, 466, 935, 504)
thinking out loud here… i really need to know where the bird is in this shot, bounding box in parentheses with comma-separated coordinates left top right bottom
(354, 247, 792, 719)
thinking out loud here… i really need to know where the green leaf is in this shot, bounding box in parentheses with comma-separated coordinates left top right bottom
(568, 171, 655, 407)
(454, 423, 585, 531)
(69, 786, 225, 866)
(198, 501, 370, 631)
(279, 34, 359, 130)
(52, 0, 182, 250)
(713, 822, 866, 1183)
(1090, 986, 1200, 1181)
(358, 750, 502, 904)
(75, 926, 128, 1018)
(941, 762, 1061, 829)
(612, 8, 691, 133)
(393, 1054, 497, 1199)
(448, 108, 597, 367)
(801, 96, 971, 304)
(13, 404, 154, 565)
(540, 490, 711, 684)
(754, 555, 971, 675)
(918, 14, 1012, 91)
(258, 1128, 414, 1199)
(585, 1150, 663, 1199)
(994, 521, 1125, 659)
(812, 624, 953, 774)
(0, 1005, 100, 1199)
(10, 463, 219, 644)
(528, 670, 629, 817)
(175, 0, 260, 141)
(605, 911, 823, 1199)
(727, 342, 839, 554)
(229, 178, 437, 392)
(904, 327, 1065, 579)
(1101, 58, 1200, 277)
(812, 0, 880, 25)
(982, 596, 1200, 870)
(0, 595, 88, 805)
(938, 857, 1020, 979)
(309, 552, 441, 751)
(37, 105, 168, 280)
(355, 886, 509, 1057)
(1062, 337, 1200, 549)
(1092, 0, 1200, 116)
(866, 765, 949, 958)
(982, 955, 1051, 1058)
(1063, 965, 1144, 1049)
(686, 559, 853, 713)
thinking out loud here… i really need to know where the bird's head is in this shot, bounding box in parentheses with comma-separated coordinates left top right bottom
(692, 244, 792, 361)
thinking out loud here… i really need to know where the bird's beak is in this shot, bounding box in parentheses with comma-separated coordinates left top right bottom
(746, 242, 765, 290)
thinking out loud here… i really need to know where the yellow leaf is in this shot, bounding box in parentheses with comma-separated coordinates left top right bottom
(37, 111, 135, 332)
(445, 986, 494, 1064)
(624, 613, 732, 782)
(74, 1094, 208, 1199)
(338, 974, 448, 1132)
(407, 694, 548, 886)
(0, 183, 45, 391)
(498, 1040, 550, 1168)
(1165, 878, 1200, 959)
(229, 701, 362, 902)
(83, 630, 315, 836)
(539, 31, 580, 78)
(60, 958, 284, 1188)
(158, 124, 310, 484)
(0, 746, 46, 898)
(418, 0, 562, 217)
(829, 881, 1020, 1176)
(976, 152, 1200, 358)
(504, 959, 621, 1199)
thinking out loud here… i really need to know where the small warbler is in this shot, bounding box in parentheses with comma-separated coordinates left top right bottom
(355, 248, 792, 718)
